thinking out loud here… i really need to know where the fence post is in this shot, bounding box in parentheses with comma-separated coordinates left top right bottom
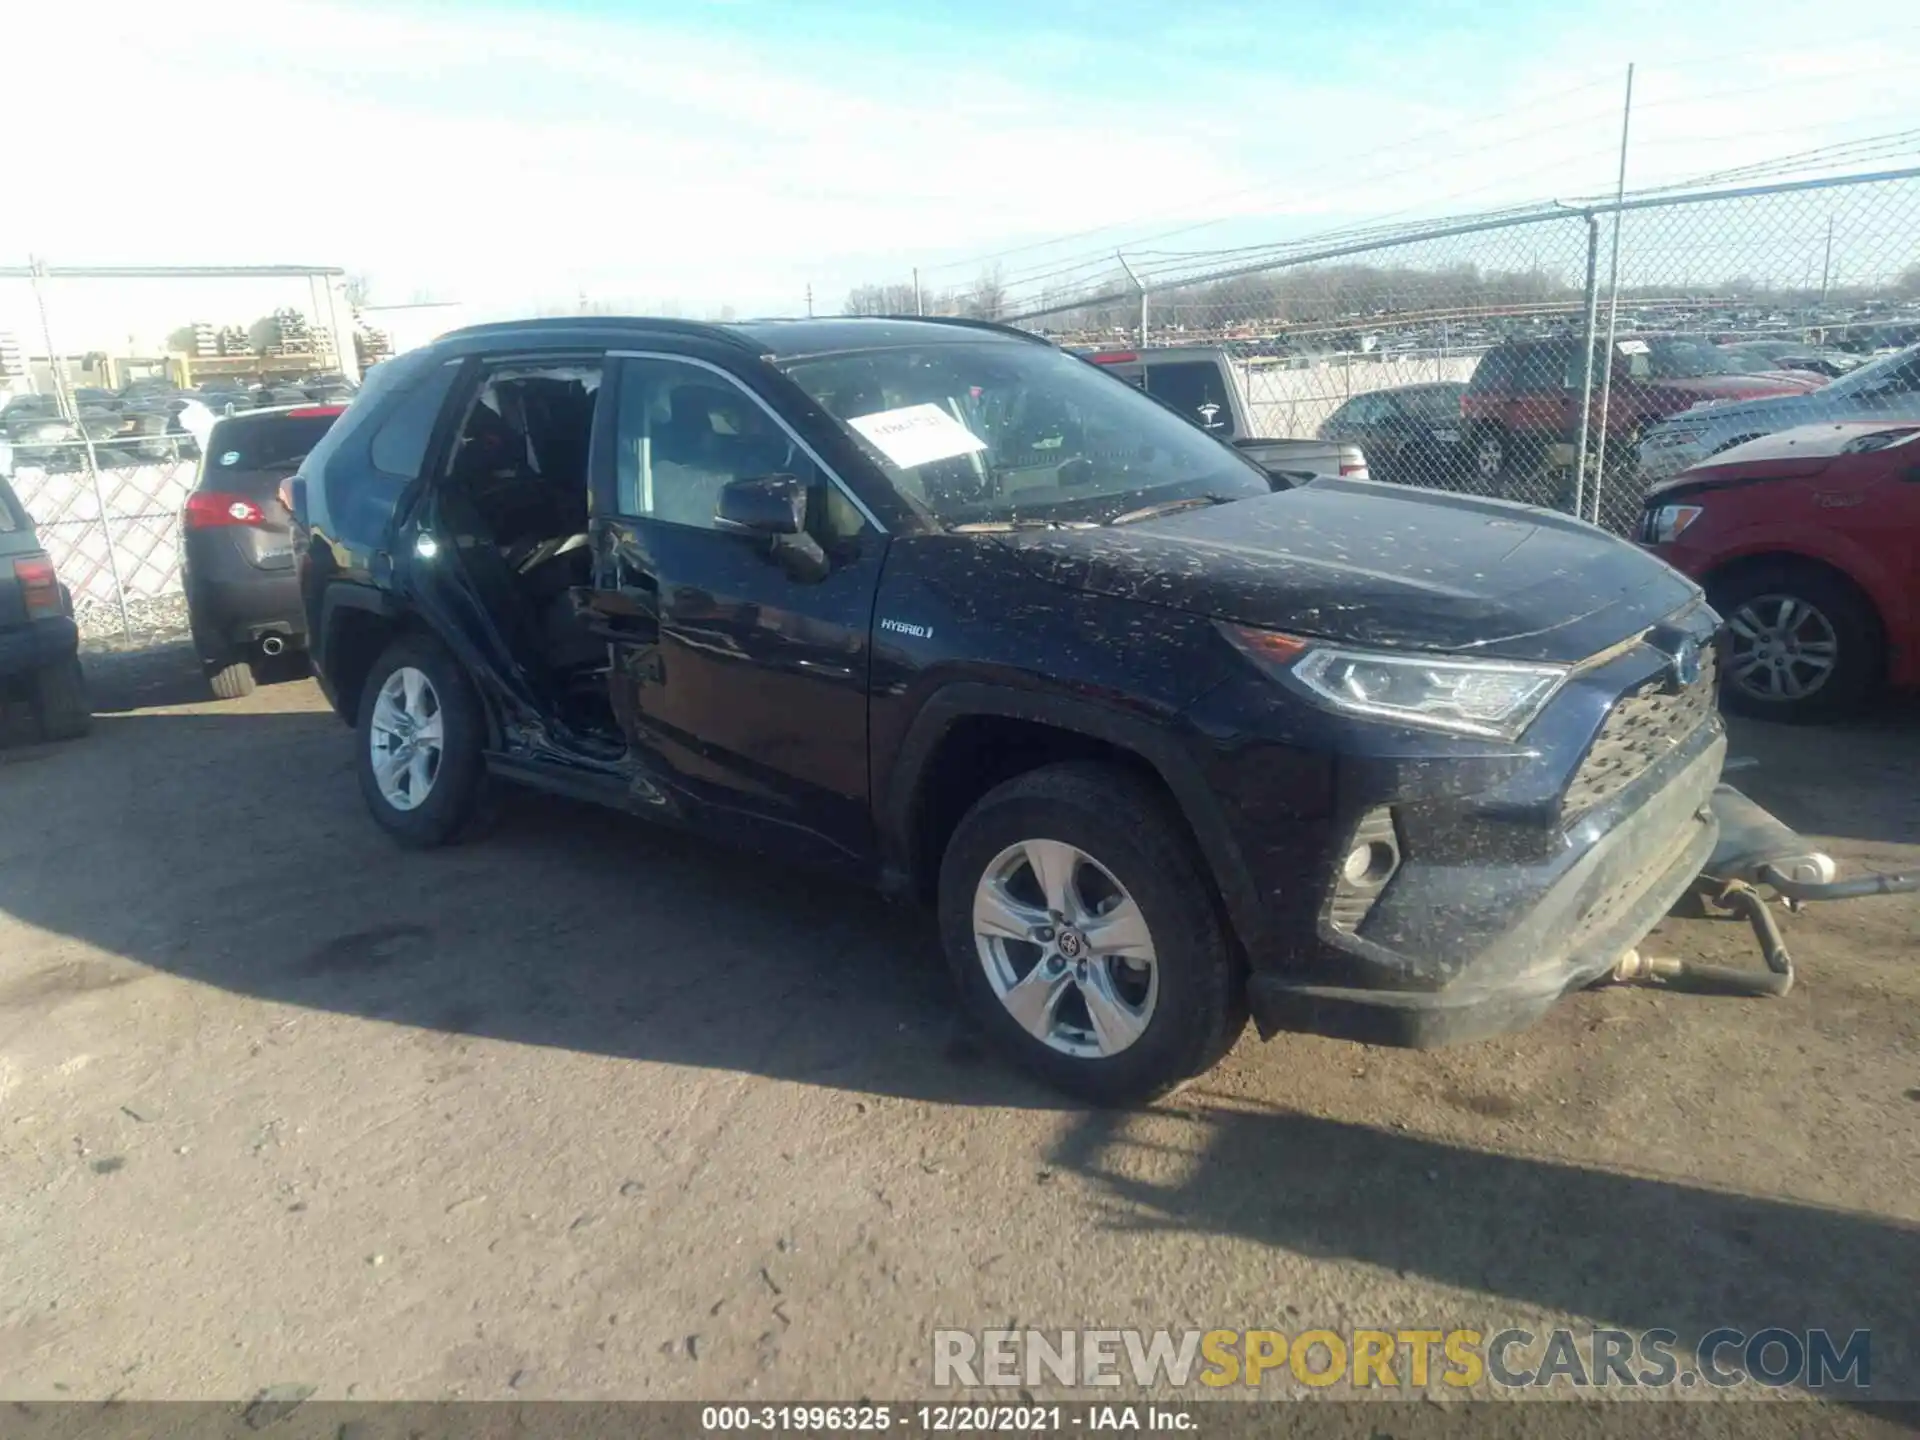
(1572, 213, 1602, 523)
(28, 258, 132, 643)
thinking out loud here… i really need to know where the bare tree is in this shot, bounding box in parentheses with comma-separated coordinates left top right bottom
(960, 265, 1007, 321)
(843, 281, 919, 316)
(343, 272, 374, 309)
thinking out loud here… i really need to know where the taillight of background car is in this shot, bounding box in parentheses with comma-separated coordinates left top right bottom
(184, 492, 266, 528)
(12, 553, 64, 618)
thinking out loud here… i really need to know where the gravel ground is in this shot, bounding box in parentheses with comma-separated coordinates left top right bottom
(0, 647, 1914, 1418)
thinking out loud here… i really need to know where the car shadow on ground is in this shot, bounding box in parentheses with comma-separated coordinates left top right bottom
(1, 688, 1917, 1413)
(1723, 701, 1920, 852)
(1049, 1099, 1920, 1416)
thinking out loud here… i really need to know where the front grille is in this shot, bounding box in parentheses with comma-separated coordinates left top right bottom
(1562, 646, 1717, 820)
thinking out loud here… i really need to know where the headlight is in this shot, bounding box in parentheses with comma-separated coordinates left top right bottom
(1644, 503, 1703, 544)
(1222, 625, 1567, 739)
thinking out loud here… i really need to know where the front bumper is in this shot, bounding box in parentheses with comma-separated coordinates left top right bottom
(1248, 722, 1726, 1047)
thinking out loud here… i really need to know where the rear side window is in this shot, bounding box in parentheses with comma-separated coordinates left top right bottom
(1142, 361, 1233, 433)
(198, 414, 340, 483)
(370, 359, 462, 477)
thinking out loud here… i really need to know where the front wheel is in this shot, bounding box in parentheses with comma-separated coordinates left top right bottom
(1711, 564, 1882, 722)
(937, 762, 1246, 1105)
(354, 633, 489, 847)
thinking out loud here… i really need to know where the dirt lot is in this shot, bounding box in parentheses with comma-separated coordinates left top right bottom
(1, 647, 1915, 1412)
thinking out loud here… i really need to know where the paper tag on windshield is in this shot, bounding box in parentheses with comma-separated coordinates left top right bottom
(847, 404, 989, 469)
(1615, 339, 1650, 355)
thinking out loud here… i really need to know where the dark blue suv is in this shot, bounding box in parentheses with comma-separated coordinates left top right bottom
(292, 316, 1728, 1103)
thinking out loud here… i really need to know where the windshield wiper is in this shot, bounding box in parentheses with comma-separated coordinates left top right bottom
(1105, 494, 1231, 526)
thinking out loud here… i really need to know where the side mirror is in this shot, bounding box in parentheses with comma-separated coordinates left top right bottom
(714, 473, 806, 536)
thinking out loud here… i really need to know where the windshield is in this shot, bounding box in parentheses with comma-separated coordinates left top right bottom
(1624, 338, 1740, 380)
(1821, 343, 1920, 398)
(781, 341, 1271, 527)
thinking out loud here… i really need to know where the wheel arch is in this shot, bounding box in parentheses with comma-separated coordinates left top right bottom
(881, 683, 1268, 954)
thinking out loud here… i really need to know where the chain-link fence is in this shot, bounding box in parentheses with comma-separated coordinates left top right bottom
(0, 262, 360, 644)
(1002, 167, 1920, 536)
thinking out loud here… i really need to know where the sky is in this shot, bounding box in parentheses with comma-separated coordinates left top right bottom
(4, 0, 1918, 349)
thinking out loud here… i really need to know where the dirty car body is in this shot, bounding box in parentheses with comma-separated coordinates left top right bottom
(293, 316, 1725, 1101)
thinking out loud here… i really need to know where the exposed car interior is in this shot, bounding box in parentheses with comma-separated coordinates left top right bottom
(434, 362, 611, 731)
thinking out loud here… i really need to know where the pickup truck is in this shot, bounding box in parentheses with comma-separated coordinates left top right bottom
(1081, 346, 1369, 483)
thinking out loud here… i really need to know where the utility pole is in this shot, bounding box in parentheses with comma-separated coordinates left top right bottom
(913, 268, 923, 316)
(805, 284, 814, 319)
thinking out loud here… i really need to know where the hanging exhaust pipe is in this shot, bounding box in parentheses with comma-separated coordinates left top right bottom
(260, 634, 286, 657)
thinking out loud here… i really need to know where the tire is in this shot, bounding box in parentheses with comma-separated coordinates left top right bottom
(206, 657, 257, 700)
(354, 632, 489, 848)
(1469, 427, 1507, 492)
(1709, 562, 1882, 723)
(937, 762, 1247, 1105)
(31, 655, 91, 742)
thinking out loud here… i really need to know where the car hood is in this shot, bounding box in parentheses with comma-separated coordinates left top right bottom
(1659, 372, 1824, 399)
(1648, 421, 1920, 496)
(1663, 384, 1842, 429)
(1002, 480, 1699, 665)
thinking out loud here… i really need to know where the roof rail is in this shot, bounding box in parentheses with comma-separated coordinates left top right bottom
(436, 315, 762, 351)
(869, 314, 1056, 345)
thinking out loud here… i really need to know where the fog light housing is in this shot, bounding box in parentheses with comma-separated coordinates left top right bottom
(1329, 807, 1400, 934)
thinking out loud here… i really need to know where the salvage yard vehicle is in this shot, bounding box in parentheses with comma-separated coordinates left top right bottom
(1079, 347, 1369, 482)
(183, 403, 345, 698)
(0, 474, 89, 742)
(1642, 420, 1920, 722)
(1317, 381, 1468, 487)
(1639, 343, 1920, 485)
(1462, 332, 1818, 487)
(295, 315, 1733, 1103)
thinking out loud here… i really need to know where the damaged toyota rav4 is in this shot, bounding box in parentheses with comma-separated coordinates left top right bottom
(292, 316, 1725, 1103)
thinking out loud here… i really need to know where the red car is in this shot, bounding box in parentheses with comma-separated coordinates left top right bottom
(1642, 421, 1920, 722)
(1461, 333, 1820, 484)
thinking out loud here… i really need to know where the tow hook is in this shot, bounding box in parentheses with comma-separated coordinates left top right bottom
(1609, 782, 1917, 1000)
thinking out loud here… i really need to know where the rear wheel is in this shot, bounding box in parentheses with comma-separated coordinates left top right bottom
(354, 633, 488, 847)
(31, 655, 91, 741)
(1711, 563, 1881, 722)
(1470, 427, 1507, 490)
(937, 762, 1246, 1105)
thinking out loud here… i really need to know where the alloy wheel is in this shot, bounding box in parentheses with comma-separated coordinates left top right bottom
(1725, 594, 1839, 703)
(1474, 434, 1504, 481)
(368, 666, 445, 811)
(972, 839, 1159, 1059)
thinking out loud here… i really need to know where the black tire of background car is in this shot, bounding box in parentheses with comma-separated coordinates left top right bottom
(206, 658, 257, 701)
(936, 761, 1247, 1106)
(1709, 562, 1883, 724)
(31, 656, 91, 742)
(354, 632, 490, 848)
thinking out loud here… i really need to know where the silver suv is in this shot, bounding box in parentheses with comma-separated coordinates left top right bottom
(1638, 344, 1920, 482)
